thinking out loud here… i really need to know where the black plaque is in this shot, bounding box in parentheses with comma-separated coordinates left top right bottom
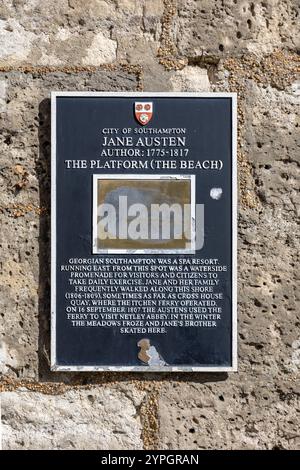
(51, 92, 237, 371)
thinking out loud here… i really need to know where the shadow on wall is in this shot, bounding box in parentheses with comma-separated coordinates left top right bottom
(36, 98, 228, 386)
(37, 98, 51, 381)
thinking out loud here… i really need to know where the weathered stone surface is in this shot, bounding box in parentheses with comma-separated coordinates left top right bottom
(0, 69, 137, 380)
(116, 36, 172, 90)
(0, 0, 163, 67)
(1, 386, 145, 449)
(177, 0, 300, 58)
(0, 18, 36, 64)
(158, 380, 300, 449)
(244, 81, 300, 171)
(82, 32, 117, 65)
(170, 66, 210, 91)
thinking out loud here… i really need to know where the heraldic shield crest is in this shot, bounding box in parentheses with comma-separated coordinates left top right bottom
(134, 102, 153, 126)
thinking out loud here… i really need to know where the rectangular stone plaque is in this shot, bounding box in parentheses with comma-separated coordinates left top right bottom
(51, 92, 237, 371)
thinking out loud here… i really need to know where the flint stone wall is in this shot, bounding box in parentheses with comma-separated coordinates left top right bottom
(0, 0, 299, 450)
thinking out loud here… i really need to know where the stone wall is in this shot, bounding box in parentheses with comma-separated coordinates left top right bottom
(0, 0, 299, 450)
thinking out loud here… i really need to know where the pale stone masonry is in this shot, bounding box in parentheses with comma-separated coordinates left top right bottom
(0, 0, 299, 450)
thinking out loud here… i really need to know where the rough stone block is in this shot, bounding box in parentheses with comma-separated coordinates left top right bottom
(158, 381, 300, 449)
(0, 0, 164, 68)
(170, 66, 210, 91)
(177, 0, 300, 58)
(1, 386, 145, 449)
